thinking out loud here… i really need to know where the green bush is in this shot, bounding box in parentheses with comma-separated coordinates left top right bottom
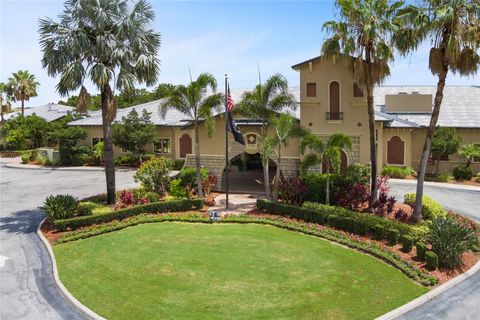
(401, 235, 414, 253)
(436, 172, 452, 183)
(169, 178, 187, 198)
(53, 198, 204, 231)
(453, 165, 473, 181)
(76, 201, 100, 216)
(179, 167, 209, 188)
(425, 251, 439, 270)
(429, 218, 480, 269)
(404, 193, 446, 220)
(21, 151, 32, 164)
(131, 188, 161, 203)
(387, 229, 400, 246)
(44, 194, 78, 220)
(114, 154, 138, 166)
(416, 242, 427, 261)
(381, 166, 412, 179)
(174, 159, 185, 170)
(374, 224, 386, 240)
(476, 172, 480, 183)
(134, 157, 174, 195)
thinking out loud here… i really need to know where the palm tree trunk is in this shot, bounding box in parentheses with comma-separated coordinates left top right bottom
(412, 64, 448, 222)
(326, 174, 330, 205)
(366, 87, 378, 204)
(263, 160, 272, 200)
(273, 145, 281, 202)
(21, 99, 24, 117)
(101, 84, 116, 205)
(194, 122, 204, 198)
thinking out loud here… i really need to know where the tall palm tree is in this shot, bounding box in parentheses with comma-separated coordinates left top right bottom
(160, 73, 223, 198)
(39, 0, 161, 204)
(396, 0, 480, 221)
(6, 70, 39, 116)
(300, 133, 352, 204)
(237, 74, 296, 199)
(321, 0, 405, 203)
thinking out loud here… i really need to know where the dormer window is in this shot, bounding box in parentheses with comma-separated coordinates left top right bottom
(306, 83, 316, 97)
(354, 83, 364, 97)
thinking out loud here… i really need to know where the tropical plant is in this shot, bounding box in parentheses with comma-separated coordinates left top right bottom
(322, 0, 405, 202)
(160, 73, 223, 198)
(44, 194, 78, 220)
(278, 176, 308, 206)
(0, 82, 12, 122)
(39, 0, 161, 204)
(112, 109, 157, 163)
(300, 133, 352, 204)
(133, 157, 174, 195)
(24, 114, 50, 148)
(429, 218, 480, 270)
(396, 0, 480, 221)
(263, 113, 306, 201)
(458, 143, 480, 168)
(93, 141, 104, 162)
(237, 74, 296, 199)
(5, 70, 39, 116)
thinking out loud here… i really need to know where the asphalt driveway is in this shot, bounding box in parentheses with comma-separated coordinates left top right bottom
(0, 163, 137, 320)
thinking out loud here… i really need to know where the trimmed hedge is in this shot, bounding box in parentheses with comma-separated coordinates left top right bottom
(53, 199, 204, 231)
(381, 166, 413, 179)
(401, 235, 414, 253)
(387, 229, 400, 246)
(257, 200, 417, 239)
(426, 251, 439, 270)
(416, 242, 427, 261)
(374, 224, 386, 240)
(404, 193, 447, 220)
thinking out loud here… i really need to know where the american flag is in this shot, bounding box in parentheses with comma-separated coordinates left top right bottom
(227, 85, 234, 112)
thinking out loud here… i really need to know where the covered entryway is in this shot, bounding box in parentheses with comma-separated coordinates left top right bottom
(222, 152, 276, 193)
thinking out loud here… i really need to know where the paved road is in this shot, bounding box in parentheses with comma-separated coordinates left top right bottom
(389, 180, 480, 222)
(0, 163, 137, 320)
(389, 180, 480, 320)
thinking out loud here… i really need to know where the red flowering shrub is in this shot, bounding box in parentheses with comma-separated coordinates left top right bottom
(335, 183, 371, 211)
(279, 176, 308, 206)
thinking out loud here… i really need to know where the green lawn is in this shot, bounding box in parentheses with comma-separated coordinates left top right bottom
(54, 223, 427, 320)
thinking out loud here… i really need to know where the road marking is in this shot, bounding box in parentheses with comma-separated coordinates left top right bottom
(0, 254, 11, 268)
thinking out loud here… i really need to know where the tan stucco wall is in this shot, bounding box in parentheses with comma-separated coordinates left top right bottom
(296, 57, 372, 165)
(382, 128, 413, 167)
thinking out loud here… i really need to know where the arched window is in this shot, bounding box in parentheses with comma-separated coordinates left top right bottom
(387, 136, 405, 165)
(329, 81, 340, 119)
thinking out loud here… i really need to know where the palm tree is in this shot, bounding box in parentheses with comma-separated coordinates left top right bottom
(39, 0, 161, 204)
(396, 0, 480, 221)
(321, 0, 405, 203)
(237, 74, 296, 199)
(0, 82, 12, 122)
(160, 73, 223, 198)
(6, 70, 39, 116)
(300, 133, 352, 204)
(262, 113, 305, 201)
(458, 144, 480, 168)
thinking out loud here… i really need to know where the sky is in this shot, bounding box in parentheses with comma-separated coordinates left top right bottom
(0, 0, 478, 106)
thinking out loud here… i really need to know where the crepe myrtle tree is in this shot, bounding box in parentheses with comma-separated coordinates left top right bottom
(322, 0, 406, 203)
(39, 0, 161, 204)
(160, 73, 223, 199)
(396, 0, 480, 221)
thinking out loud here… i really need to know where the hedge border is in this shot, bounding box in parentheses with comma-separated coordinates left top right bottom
(53, 199, 204, 231)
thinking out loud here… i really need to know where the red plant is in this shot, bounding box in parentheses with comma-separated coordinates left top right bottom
(279, 176, 308, 206)
(116, 190, 136, 209)
(202, 175, 217, 196)
(335, 183, 371, 211)
(395, 208, 409, 222)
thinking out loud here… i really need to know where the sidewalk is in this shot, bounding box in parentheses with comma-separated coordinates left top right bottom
(1, 157, 137, 172)
(210, 193, 263, 213)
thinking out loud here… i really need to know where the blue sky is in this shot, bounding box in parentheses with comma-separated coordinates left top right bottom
(1, 0, 478, 106)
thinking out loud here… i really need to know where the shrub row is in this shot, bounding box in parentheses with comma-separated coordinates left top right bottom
(404, 193, 447, 220)
(257, 200, 420, 240)
(53, 199, 204, 231)
(381, 166, 413, 179)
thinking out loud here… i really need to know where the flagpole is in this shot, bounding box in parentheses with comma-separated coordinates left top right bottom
(224, 74, 229, 211)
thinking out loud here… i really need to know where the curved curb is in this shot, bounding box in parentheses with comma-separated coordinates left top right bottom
(36, 218, 107, 320)
(376, 260, 480, 320)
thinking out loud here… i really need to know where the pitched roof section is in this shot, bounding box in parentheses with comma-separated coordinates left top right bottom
(374, 86, 480, 128)
(68, 87, 301, 126)
(4, 103, 74, 122)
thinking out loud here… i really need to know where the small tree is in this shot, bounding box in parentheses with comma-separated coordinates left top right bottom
(134, 157, 174, 195)
(112, 109, 157, 163)
(48, 126, 88, 165)
(300, 133, 352, 205)
(430, 127, 461, 173)
(5, 70, 39, 116)
(24, 114, 50, 148)
(458, 144, 480, 168)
